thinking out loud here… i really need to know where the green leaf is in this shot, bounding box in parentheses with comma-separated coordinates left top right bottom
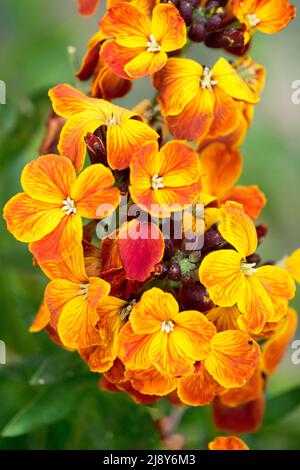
(1, 376, 96, 437)
(30, 351, 85, 386)
(264, 386, 300, 427)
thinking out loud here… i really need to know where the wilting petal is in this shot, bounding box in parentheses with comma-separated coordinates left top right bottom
(213, 57, 259, 104)
(130, 288, 179, 335)
(125, 51, 168, 79)
(220, 366, 264, 407)
(199, 143, 242, 198)
(206, 306, 240, 332)
(154, 58, 202, 115)
(126, 366, 178, 396)
(29, 300, 51, 332)
(213, 395, 265, 434)
(208, 436, 249, 450)
(199, 249, 246, 307)
(262, 308, 298, 375)
(118, 322, 154, 370)
(118, 221, 164, 282)
(71, 164, 120, 219)
(219, 201, 258, 258)
(21, 154, 75, 203)
(178, 362, 224, 406)
(152, 3, 186, 51)
(30, 212, 83, 262)
(204, 330, 260, 388)
(3, 193, 64, 243)
(223, 185, 266, 219)
(76, 31, 103, 81)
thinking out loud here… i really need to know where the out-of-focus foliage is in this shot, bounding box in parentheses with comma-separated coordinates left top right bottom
(0, 0, 300, 450)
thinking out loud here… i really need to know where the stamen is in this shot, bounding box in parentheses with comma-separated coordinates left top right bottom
(119, 300, 137, 321)
(200, 66, 218, 91)
(62, 196, 77, 215)
(106, 113, 120, 126)
(246, 13, 261, 27)
(78, 283, 89, 297)
(151, 173, 164, 190)
(241, 262, 257, 276)
(161, 320, 175, 334)
(146, 34, 161, 52)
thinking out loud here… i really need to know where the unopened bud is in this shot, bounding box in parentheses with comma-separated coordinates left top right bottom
(85, 131, 107, 165)
(188, 17, 206, 42)
(256, 224, 268, 244)
(168, 260, 181, 281)
(179, 1, 194, 26)
(179, 282, 214, 312)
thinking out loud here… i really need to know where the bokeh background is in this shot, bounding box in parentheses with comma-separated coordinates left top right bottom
(0, 0, 300, 450)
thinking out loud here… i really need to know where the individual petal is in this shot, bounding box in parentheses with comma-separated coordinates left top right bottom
(92, 61, 132, 100)
(58, 114, 101, 172)
(87, 277, 111, 309)
(21, 155, 76, 203)
(49, 83, 102, 117)
(76, 31, 104, 81)
(45, 279, 81, 328)
(106, 118, 158, 170)
(223, 185, 266, 219)
(153, 58, 202, 115)
(254, 0, 296, 34)
(284, 248, 300, 283)
(213, 395, 265, 434)
(213, 57, 259, 103)
(262, 308, 298, 375)
(97, 296, 126, 344)
(80, 344, 115, 373)
(118, 322, 154, 370)
(220, 365, 264, 408)
(58, 297, 102, 349)
(100, 3, 151, 48)
(30, 212, 82, 262)
(152, 4, 186, 52)
(208, 88, 239, 138)
(77, 0, 99, 15)
(100, 40, 141, 80)
(165, 88, 215, 140)
(118, 220, 164, 282)
(204, 330, 260, 388)
(255, 265, 295, 322)
(199, 249, 246, 307)
(199, 143, 242, 198)
(218, 201, 258, 257)
(3, 193, 64, 243)
(178, 362, 224, 406)
(237, 276, 274, 334)
(71, 164, 120, 219)
(124, 51, 168, 79)
(208, 436, 249, 450)
(130, 287, 179, 335)
(125, 366, 178, 396)
(159, 141, 201, 187)
(29, 300, 51, 333)
(38, 245, 88, 283)
(206, 306, 240, 332)
(114, 380, 160, 405)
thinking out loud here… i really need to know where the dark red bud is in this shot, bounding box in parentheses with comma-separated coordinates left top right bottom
(256, 224, 268, 244)
(202, 228, 225, 252)
(205, 13, 223, 31)
(168, 260, 181, 281)
(188, 17, 206, 42)
(179, 282, 214, 312)
(179, 1, 194, 25)
(85, 131, 107, 165)
(246, 253, 261, 265)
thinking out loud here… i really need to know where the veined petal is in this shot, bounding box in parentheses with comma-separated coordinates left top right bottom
(152, 4, 186, 52)
(124, 51, 168, 79)
(100, 40, 141, 80)
(219, 201, 258, 257)
(118, 321, 154, 370)
(125, 366, 178, 396)
(49, 83, 103, 117)
(3, 193, 64, 243)
(45, 279, 81, 328)
(199, 249, 246, 307)
(199, 143, 242, 198)
(71, 164, 120, 219)
(30, 212, 82, 262)
(154, 58, 202, 115)
(204, 330, 260, 388)
(208, 88, 239, 138)
(80, 345, 115, 373)
(212, 57, 259, 104)
(130, 287, 179, 335)
(38, 246, 88, 283)
(29, 300, 51, 332)
(97, 296, 126, 344)
(159, 141, 201, 187)
(21, 155, 76, 203)
(220, 366, 264, 407)
(88, 277, 111, 308)
(178, 363, 224, 406)
(208, 436, 249, 450)
(223, 185, 266, 220)
(206, 306, 240, 332)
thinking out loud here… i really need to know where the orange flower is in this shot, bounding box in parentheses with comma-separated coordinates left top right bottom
(220, 366, 264, 407)
(233, 0, 296, 39)
(3, 154, 120, 261)
(208, 436, 249, 450)
(129, 140, 202, 217)
(199, 201, 295, 334)
(154, 57, 259, 140)
(77, 0, 99, 15)
(118, 287, 216, 377)
(283, 248, 300, 284)
(49, 84, 158, 171)
(42, 246, 111, 349)
(100, 3, 186, 79)
(125, 366, 178, 396)
(199, 143, 266, 219)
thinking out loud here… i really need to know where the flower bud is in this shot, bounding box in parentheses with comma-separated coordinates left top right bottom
(256, 224, 268, 244)
(179, 282, 214, 312)
(168, 260, 181, 281)
(188, 17, 206, 42)
(179, 1, 194, 25)
(85, 130, 107, 165)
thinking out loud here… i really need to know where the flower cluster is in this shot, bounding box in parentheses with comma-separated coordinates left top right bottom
(3, 0, 298, 444)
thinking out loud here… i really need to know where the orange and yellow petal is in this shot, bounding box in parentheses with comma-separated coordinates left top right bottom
(125, 366, 178, 396)
(220, 366, 264, 407)
(178, 362, 224, 406)
(49, 83, 102, 117)
(29, 300, 51, 333)
(206, 306, 240, 332)
(208, 436, 249, 450)
(152, 3, 186, 52)
(100, 40, 141, 80)
(124, 51, 168, 79)
(38, 245, 88, 284)
(208, 88, 239, 138)
(223, 185, 266, 219)
(262, 307, 298, 375)
(219, 201, 258, 258)
(204, 330, 260, 388)
(77, 0, 99, 15)
(3, 193, 64, 243)
(80, 345, 115, 373)
(21, 154, 75, 204)
(199, 249, 246, 307)
(92, 61, 132, 100)
(118, 321, 154, 370)
(284, 248, 300, 283)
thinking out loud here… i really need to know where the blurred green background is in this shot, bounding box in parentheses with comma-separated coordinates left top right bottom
(0, 0, 300, 450)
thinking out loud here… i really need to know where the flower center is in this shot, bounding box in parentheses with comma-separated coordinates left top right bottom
(119, 300, 137, 321)
(241, 262, 257, 276)
(78, 283, 89, 297)
(62, 196, 77, 215)
(151, 173, 164, 190)
(161, 320, 175, 334)
(246, 13, 261, 27)
(200, 66, 218, 91)
(146, 34, 161, 52)
(106, 113, 120, 126)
